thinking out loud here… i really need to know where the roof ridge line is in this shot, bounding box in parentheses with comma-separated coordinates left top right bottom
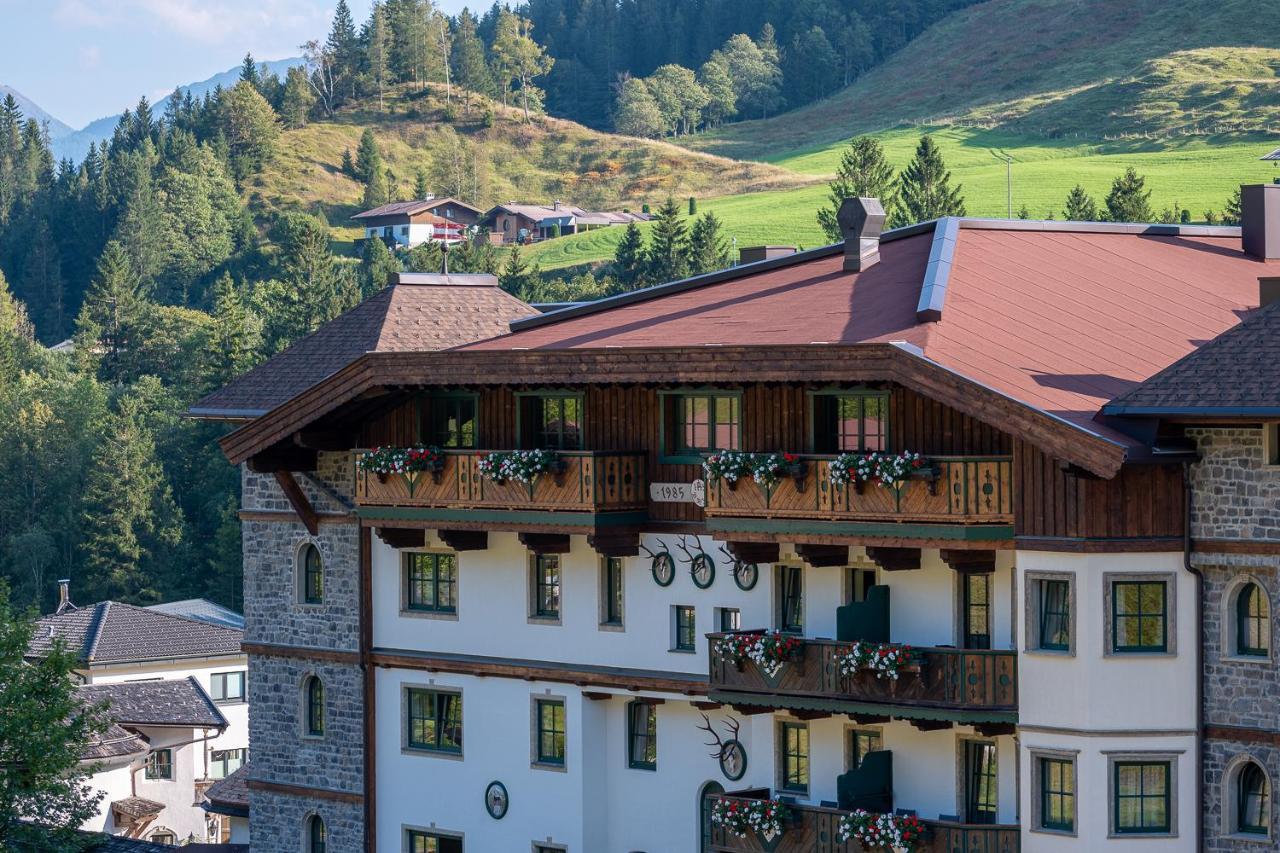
(957, 217, 1241, 237)
(84, 601, 109, 662)
(109, 599, 241, 633)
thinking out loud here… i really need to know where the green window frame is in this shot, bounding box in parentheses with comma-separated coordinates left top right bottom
(1039, 757, 1075, 831)
(811, 391, 889, 454)
(777, 565, 804, 634)
(779, 721, 810, 794)
(535, 699, 566, 765)
(211, 670, 245, 703)
(532, 555, 561, 619)
(406, 688, 463, 753)
(302, 544, 323, 604)
(305, 676, 325, 736)
(1236, 582, 1269, 656)
(847, 567, 877, 605)
(308, 816, 326, 853)
(602, 557, 624, 626)
(628, 701, 657, 770)
(719, 607, 741, 632)
(661, 391, 741, 462)
(523, 394, 583, 450)
(405, 553, 457, 613)
(1112, 581, 1168, 653)
(145, 748, 173, 780)
(1039, 579, 1071, 651)
(210, 747, 246, 780)
(848, 729, 882, 770)
(424, 393, 477, 449)
(1238, 762, 1270, 835)
(963, 573, 991, 650)
(674, 605, 696, 651)
(965, 740, 998, 824)
(1114, 761, 1171, 834)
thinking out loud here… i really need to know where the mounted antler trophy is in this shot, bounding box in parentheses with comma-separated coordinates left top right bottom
(717, 544, 760, 591)
(697, 712, 747, 781)
(639, 539, 676, 587)
(676, 536, 716, 589)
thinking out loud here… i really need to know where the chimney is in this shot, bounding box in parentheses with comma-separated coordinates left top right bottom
(1241, 184, 1280, 260)
(837, 197, 887, 272)
(552, 199, 561, 211)
(739, 245, 796, 265)
(1261, 276, 1280, 308)
(56, 578, 72, 613)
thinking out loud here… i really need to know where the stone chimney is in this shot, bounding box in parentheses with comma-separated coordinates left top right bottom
(739, 246, 796, 265)
(838, 197, 887, 272)
(552, 199, 561, 211)
(1241, 184, 1280, 260)
(56, 578, 72, 613)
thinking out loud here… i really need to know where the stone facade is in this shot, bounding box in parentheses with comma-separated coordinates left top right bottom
(1191, 428, 1280, 849)
(242, 452, 366, 852)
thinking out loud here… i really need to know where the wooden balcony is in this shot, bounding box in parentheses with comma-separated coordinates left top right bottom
(354, 450, 648, 524)
(708, 795, 1019, 853)
(707, 634, 1017, 723)
(702, 456, 1013, 535)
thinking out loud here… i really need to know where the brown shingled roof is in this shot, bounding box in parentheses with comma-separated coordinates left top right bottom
(81, 722, 149, 763)
(190, 274, 536, 418)
(202, 764, 250, 818)
(31, 601, 242, 665)
(110, 797, 165, 820)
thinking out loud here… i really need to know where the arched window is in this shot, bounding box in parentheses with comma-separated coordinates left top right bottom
(1237, 582, 1269, 657)
(308, 815, 326, 853)
(698, 781, 725, 852)
(301, 543, 324, 604)
(305, 677, 325, 737)
(1239, 762, 1270, 835)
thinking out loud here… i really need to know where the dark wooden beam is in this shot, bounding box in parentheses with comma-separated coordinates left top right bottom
(847, 713, 891, 725)
(437, 529, 488, 551)
(795, 543, 849, 567)
(631, 697, 665, 705)
(587, 531, 640, 557)
(375, 527, 426, 549)
(974, 722, 1016, 737)
(583, 691, 613, 701)
(273, 471, 319, 535)
(725, 541, 780, 564)
(691, 701, 723, 711)
(730, 704, 774, 716)
(865, 546, 921, 572)
(518, 532, 572, 554)
(292, 428, 352, 451)
(908, 718, 953, 732)
(940, 549, 996, 573)
(248, 445, 317, 473)
(789, 709, 832, 721)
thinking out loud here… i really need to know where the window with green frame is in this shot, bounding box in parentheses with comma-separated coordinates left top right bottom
(628, 701, 657, 770)
(1114, 761, 1170, 834)
(777, 565, 803, 634)
(406, 688, 462, 753)
(1112, 581, 1167, 652)
(532, 555, 561, 619)
(779, 721, 810, 794)
(601, 557, 624, 626)
(521, 394, 582, 450)
(1038, 757, 1075, 832)
(1236, 582, 1269, 656)
(674, 605, 696, 651)
(425, 394, 477, 448)
(965, 740, 998, 824)
(663, 392, 740, 460)
(963, 573, 991, 650)
(535, 699, 566, 765)
(305, 676, 325, 736)
(406, 830, 462, 853)
(145, 748, 172, 780)
(812, 391, 888, 453)
(848, 729, 881, 770)
(1238, 762, 1270, 835)
(301, 543, 323, 604)
(1038, 579, 1071, 650)
(405, 553, 457, 613)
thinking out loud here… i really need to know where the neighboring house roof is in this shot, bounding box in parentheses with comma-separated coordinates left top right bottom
(202, 764, 250, 818)
(81, 722, 150, 763)
(146, 599, 244, 630)
(487, 203, 646, 227)
(11, 825, 176, 852)
(1262, 147, 1280, 161)
(189, 273, 537, 419)
(30, 600, 242, 665)
(351, 199, 441, 219)
(461, 218, 1269, 449)
(1103, 298, 1280, 416)
(110, 797, 165, 820)
(424, 197, 483, 216)
(78, 676, 229, 729)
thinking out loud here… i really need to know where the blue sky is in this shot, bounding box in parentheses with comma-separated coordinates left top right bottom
(1, 0, 472, 128)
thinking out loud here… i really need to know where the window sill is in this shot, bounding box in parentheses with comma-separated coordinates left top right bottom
(1024, 647, 1075, 659)
(213, 698, 247, 706)
(669, 647, 696, 654)
(1222, 654, 1273, 666)
(1223, 832, 1272, 844)
(1105, 649, 1176, 658)
(402, 747, 464, 761)
(401, 609, 459, 622)
(628, 763, 657, 772)
(531, 761, 567, 773)
(528, 616, 562, 627)
(1030, 827, 1077, 838)
(598, 623, 625, 633)
(300, 734, 324, 742)
(1108, 831, 1175, 839)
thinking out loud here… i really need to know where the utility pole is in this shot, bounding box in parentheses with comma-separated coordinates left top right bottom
(992, 151, 1013, 218)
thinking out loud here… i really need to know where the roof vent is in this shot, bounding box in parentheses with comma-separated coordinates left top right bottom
(739, 246, 796, 265)
(837, 197, 886, 272)
(1241, 184, 1280, 260)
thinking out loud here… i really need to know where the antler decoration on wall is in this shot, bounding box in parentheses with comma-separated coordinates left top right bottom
(677, 536, 716, 588)
(697, 712, 742, 760)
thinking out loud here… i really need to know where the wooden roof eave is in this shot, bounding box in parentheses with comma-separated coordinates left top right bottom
(219, 345, 1126, 477)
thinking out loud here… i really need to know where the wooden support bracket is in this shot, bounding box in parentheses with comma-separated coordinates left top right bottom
(273, 471, 319, 536)
(518, 532, 572, 555)
(795, 543, 850, 567)
(865, 546, 922, 572)
(940, 549, 996, 574)
(375, 527, 426, 549)
(587, 531, 641, 557)
(438, 530, 489, 551)
(725, 541, 780, 564)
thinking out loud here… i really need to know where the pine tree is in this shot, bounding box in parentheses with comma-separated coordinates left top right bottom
(612, 222, 646, 289)
(816, 136, 896, 242)
(239, 52, 262, 89)
(355, 128, 382, 182)
(645, 197, 690, 283)
(452, 9, 494, 104)
(327, 0, 361, 103)
(0, 270, 33, 385)
(218, 81, 280, 181)
(893, 135, 965, 227)
(1104, 167, 1153, 223)
(1063, 185, 1098, 221)
(361, 234, 402, 294)
(341, 148, 357, 178)
(279, 66, 316, 129)
(207, 273, 260, 387)
(413, 169, 430, 199)
(77, 241, 147, 381)
(498, 245, 536, 297)
(1223, 187, 1243, 226)
(688, 211, 731, 275)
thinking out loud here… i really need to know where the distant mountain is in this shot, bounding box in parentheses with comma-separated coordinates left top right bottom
(0, 84, 74, 140)
(50, 57, 304, 163)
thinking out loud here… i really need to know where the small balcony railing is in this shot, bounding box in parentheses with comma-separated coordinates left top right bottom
(353, 449, 648, 514)
(707, 794, 1020, 853)
(707, 633, 1017, 721)
(703, 455, 1013, 525)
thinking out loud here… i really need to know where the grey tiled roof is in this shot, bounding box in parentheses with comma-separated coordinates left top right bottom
(146, 599, 244, 630)
(30, 600, 242, 665)
(80, 722, 149, 762)
(109, 797, 164, 819)
(10, 825, 174, 852)
(78, 677, 229, 729)
(202, 764, 250, 817)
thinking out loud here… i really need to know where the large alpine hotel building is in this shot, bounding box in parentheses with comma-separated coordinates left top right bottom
(192, 185, 1280, 852)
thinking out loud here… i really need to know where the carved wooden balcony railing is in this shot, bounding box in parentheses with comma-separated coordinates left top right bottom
(703, 455, 1013, 525)
(353, 450, 648, 514)
(707, 795, 1020, 853)
(707, 634, 1018, 722)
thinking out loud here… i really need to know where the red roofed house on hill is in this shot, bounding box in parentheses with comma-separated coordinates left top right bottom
(194, 185, 1279, 851)
(352, 197, 483, 248)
